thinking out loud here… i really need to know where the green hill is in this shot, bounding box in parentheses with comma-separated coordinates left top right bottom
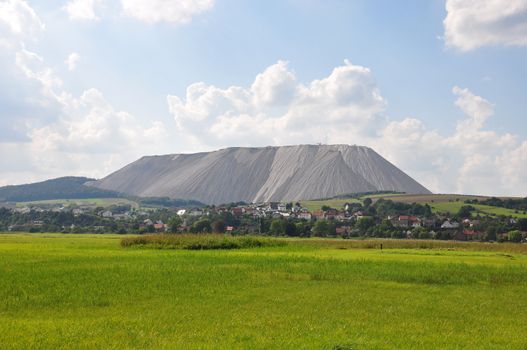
(0, 177, 121, 202)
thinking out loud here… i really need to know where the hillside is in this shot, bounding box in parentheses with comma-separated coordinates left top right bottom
(90, 144, 431, 205)
(0, 177, 121, 202)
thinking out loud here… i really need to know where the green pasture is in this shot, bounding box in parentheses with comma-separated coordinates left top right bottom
(430, 201, 527, 218)
(1, 233, 526, 349)
(302, 193, 527, 218)
(14, 197, 138, 208)
(301, 197, 361, 211)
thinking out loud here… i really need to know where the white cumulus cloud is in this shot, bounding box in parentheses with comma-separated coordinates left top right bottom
(65, 52, 80, 71)
(63, 0, 102, 21)
(0, 0, 44, 39)
(167, 61, 527, 196)
(444, 0, 527, 51)
(121, 0, 214, 24)
(167, 60, 386, 149)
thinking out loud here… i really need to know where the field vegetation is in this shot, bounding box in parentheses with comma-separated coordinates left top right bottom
(303, 193, 527, 218)
(1, 233, 526, 349)
(121, 234, 286, 250)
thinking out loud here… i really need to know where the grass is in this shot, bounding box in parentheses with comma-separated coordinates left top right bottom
(1, 233, 527, 349)
(302, 193, 527, 218)
(430, 201, 527, 218)
(121, 234, 287, 250)
(15, 197, 138, 208)
(301, 197, 361, 211)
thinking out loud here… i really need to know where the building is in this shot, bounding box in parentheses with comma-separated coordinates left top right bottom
(441, 220, 460, 229)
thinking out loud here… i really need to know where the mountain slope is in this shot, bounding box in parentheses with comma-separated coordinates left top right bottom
(90, 144, 431, 204)
(0, 177, 120, 202)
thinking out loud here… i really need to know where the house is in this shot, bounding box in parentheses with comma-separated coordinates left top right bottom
(441, 220, 460, 229)
(143, 219, 153, 226)
(113, 213, 130, 221)
(231, 207, 244, 217)
(178, 225, 191, 232)
(392, 215, 421, 228)
(177, 209, 187, 216)
(277, 203, 287, 212)
(153, 222, 166, 232)
(336, 226, 352, 236)
(297, 211, 312, 220)
(268, 202, 279, 210)
(226, 226, 234, 233)
(188, 209, 203, 217)
(312, 210, 325, 220)
(457, 229, 484, 241)
(101, 210, 113, 218)
(72, 208, 83, 217)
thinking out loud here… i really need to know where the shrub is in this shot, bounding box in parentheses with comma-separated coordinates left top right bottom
(121, 234, 287, 250)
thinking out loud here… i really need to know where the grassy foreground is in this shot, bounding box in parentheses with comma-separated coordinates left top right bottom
(1, 234, 527, 349)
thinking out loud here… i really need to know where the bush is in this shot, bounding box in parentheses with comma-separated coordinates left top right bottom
(508, 230, 523, 243)
(121, 234, 287, 250)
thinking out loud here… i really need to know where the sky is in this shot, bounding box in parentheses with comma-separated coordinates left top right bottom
(0, 0, 527, 196)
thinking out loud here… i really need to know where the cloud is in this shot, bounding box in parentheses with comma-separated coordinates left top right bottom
(167, 61, 527, 196)
(63, 0, 101, 21)
(168, 60, 386, 149)
(0, 0, 44, 39)
(0, 42, 172, 185)
(65, 52, 80, 71)
(444, 0, 527, 51)
(121, 0, 214, 24)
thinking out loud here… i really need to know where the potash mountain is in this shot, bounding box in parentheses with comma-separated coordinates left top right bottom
(88, 144, 430, 205)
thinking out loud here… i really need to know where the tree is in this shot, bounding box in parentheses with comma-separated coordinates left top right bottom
(192, 218, 211, 233)
(167, 216, 182, 233)
(321, 205, 331, 212)
(211, 220, 226, 233)
(270, 219, 285, 235)
(518, 218, 527, 231)
(363, 197, 372, 207)
(457, 205, 475, 219)
(284, 221, 297, 236)
(312, 220, 335, 237)
(355, 217, 375, 232)
(508, 230, 523, 243)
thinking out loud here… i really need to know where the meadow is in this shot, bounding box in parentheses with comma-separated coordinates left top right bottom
(1, 233, 526, 349)
(14, 197, 138, 208)
(302, 193, 527, 218)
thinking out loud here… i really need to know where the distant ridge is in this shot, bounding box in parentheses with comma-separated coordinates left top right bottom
(90, 144, 431, 205)
(0, 177, 120, 202)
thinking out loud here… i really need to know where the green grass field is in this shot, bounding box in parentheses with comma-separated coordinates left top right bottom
(1, 234, 527, 349)
(14, 197, 138, 208)
(301, 197, 361, 212)
(430, 201, 527, 218)
(302, 193, 527, 218)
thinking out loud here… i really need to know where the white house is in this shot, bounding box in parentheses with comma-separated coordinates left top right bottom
(441, 220, 460, 229)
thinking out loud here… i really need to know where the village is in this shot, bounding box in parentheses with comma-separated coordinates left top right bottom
(1, 198, 525, 242)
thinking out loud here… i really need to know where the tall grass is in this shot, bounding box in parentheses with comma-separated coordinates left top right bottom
(292, 238, 527, 254)
(121, 234, 287, 250)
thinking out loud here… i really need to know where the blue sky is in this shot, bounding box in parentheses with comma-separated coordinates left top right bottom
(1, 0, 527, 195)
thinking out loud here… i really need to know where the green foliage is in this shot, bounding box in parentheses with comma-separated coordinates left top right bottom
(312, 220, 336, 237)
(457, 205, 475, 219)
(270, 219, 285, 235)
(0, 176, 120, 202)
(167, 216, 183, 233)
(138, 197, 205, 208)
(121, 234, 287, 250)
(355, 217, 375, 232)
(508, 230, 523, 243)
(1, 234, 527, 349)
(191, 218, 212, 233)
